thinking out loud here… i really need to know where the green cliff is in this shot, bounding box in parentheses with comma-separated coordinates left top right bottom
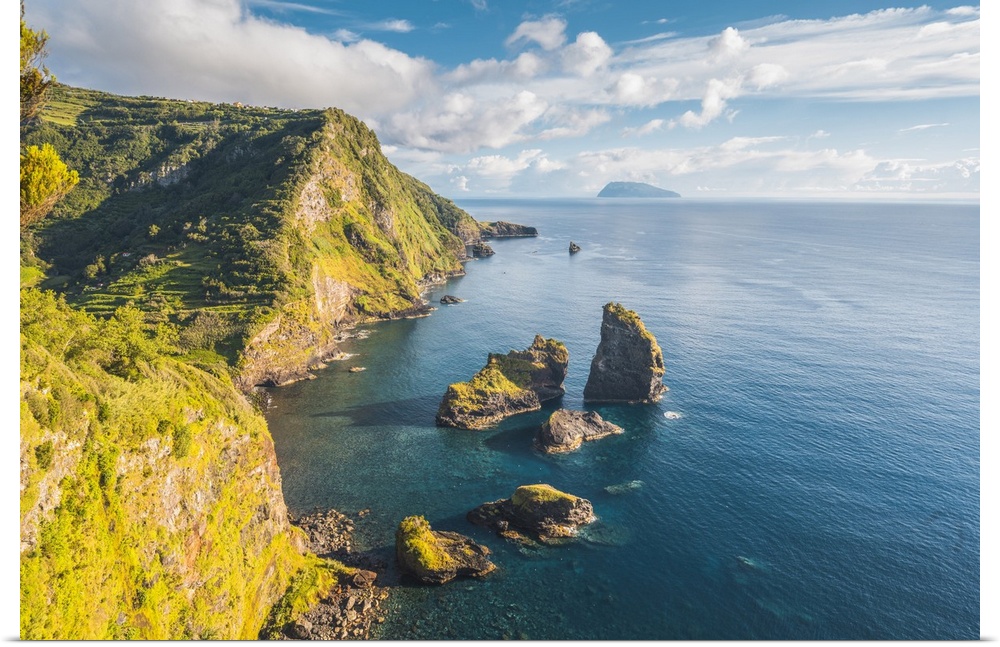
(23, 85, 482, 387)
(20, 86, 489, 638)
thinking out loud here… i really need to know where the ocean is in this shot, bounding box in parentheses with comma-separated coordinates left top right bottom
(263, 198, 979, 640)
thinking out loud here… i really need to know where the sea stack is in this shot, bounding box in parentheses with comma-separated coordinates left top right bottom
(569, 241, 581, 254)
(535, 409, 623, 454)
(583, 302, 666, 403)
(436, 335, 569, 429)
(395, 516, 496, 584)
(468, 484, 596, 543)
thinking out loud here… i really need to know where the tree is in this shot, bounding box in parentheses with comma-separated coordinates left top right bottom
(20, 2, 54, 125)
(20, 4, 77, 230)
(20, 143, 79, 228)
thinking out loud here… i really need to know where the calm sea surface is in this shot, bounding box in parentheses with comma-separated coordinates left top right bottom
(264, 199, 979, 640)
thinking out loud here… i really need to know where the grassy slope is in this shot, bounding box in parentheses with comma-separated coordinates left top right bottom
(23, 85, 480, 373)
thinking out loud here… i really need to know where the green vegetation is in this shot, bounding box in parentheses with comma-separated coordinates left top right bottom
(605, 302, 664, 375)
(20, 289, 306, 639)
(20, 143, 80, 228)
(512, 484, 579, 510)
(22, 85, 480, 382)
(20, 3, 54, 125)
(259, 555, 352, 639)
(20, 74, 484, 636)
(396, 515, 454, 573)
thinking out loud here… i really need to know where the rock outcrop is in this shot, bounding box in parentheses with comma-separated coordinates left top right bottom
(569, 241, 581, 254)
(583, 302, 666, 403)
(395, 516, 496, 584)
(439, 295, 464, 304)
(482, 221, 539, 237)
(535, 409, 624, 454)
(468, 484, 596, 543)
(436, 335, 569, 429)
(471, 241, 495, 257)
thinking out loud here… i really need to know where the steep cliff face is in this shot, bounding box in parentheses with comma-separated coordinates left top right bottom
(583, 302, 667, 403)
(23, 87, 482, 390)
(235, 109, 478, 388)
(19, 290, 306, 639)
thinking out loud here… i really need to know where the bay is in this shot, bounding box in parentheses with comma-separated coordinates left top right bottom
(264, 198, 979, 640)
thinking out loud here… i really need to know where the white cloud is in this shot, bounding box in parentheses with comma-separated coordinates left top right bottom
(899, 123, 950, 133)
(608, 72, 678, 106)
(676, 77, 743, 128)
(854, 158, 979, 192)
(809, 130, 831, 139)
(470, 0, 488, 11)
(537, 107, 610, 140)
(369, 19, 415, 33)
(709, 27, 749, 62)
(505, 16, 567, 51)
(560, 31, 612, 76)
(622, 119, 666, 137)
(386, 90, 549, 153)
(27, 0, 435, 116)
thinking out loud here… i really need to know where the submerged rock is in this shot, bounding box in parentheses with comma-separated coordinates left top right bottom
(395, 515, 496, 584)
(468, 484, 595, 543)
(569, 241, 581, 254)
(535, 409, 623, 454)
(471, 241, 495, 257)
(436, 335, 569, 430)
(583, 302, 666, 403)
(482, 221, 538, 238)
(603, 479, 644, 495)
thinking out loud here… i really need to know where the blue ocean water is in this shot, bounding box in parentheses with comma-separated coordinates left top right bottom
(264, 199, 979, 640)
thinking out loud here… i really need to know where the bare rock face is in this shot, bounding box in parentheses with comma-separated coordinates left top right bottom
(583, 302, 666, 403)
(395, 516, 496, 585)
(468, 484, 596, 544)
(471, 241, 495, 257)
(436, 335, 569, 430)
(481, 221, 539, 238)
(535, 409, 624, 454)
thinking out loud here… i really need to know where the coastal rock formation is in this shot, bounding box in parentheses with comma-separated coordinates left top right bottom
(471, 241, 495, 257)
(535, 409, 624, 454)
(439, 295, 464, 304)
(436, 335, 569, 429)
(482, 221, 539, 237)
(569, 241, 581, 254)
(584, 302, 666, 403)
(395, 516, 496, 584)
(468, 484, 596, 543)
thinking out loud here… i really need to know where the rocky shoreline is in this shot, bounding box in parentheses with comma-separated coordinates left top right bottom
(281, 509, 391, 640)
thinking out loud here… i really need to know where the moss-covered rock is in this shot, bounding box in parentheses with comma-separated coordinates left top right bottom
(436, 335, 569, 429)
(583, 302, 667, 403)
(395, 516, 496, 585)
(468, 484, 596, 543)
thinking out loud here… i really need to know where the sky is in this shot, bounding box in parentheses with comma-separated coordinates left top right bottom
(21, 1, 981, 198)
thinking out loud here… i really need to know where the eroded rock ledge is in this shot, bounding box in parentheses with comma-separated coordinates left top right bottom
(535, 409, 624, 454)
(395, 515, 496, 584)
(468, 484, 595, 544)
(436, 335, 569, 430)
(482, 221, 539, 238)
(583, 302, 667, 403)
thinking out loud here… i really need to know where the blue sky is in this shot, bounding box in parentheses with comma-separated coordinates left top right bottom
(23, 1, 980, 198)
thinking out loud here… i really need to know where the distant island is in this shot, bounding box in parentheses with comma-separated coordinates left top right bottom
(597, 181, 680, 198)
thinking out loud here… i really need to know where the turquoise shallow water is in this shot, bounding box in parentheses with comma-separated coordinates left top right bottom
(264, 199, 979, 640)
